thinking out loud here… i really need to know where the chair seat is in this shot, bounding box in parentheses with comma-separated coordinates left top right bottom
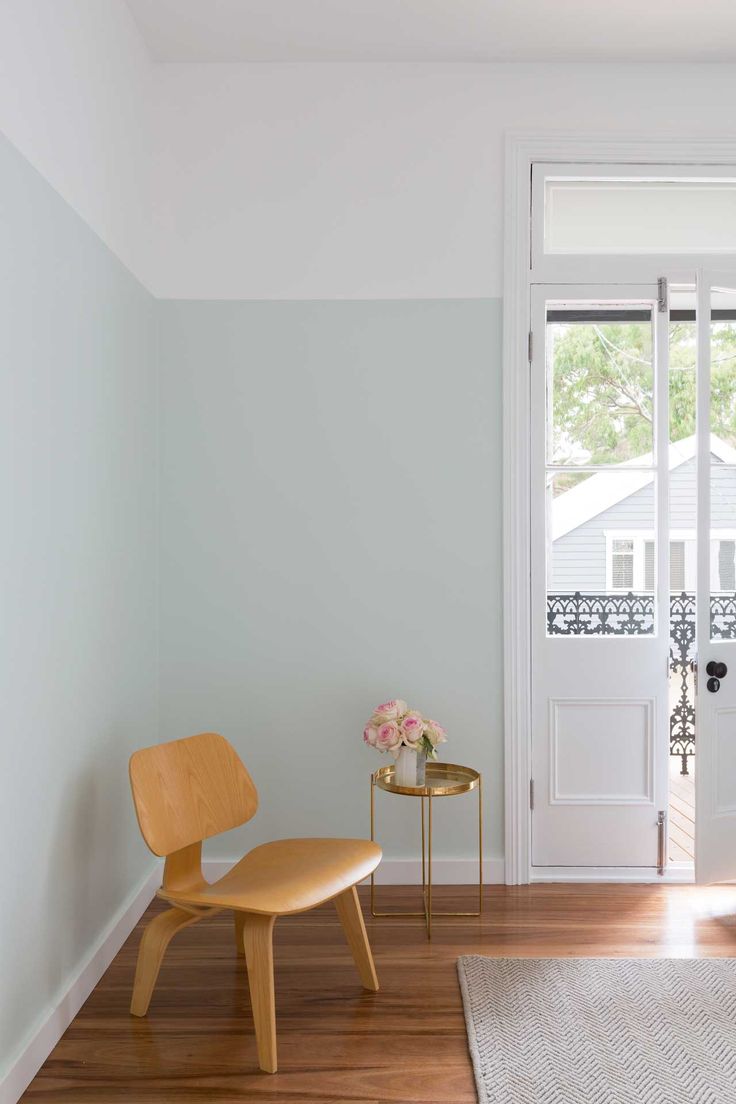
(161, 838, 382, 916)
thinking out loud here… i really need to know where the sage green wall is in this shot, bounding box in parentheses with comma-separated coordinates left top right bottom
(158, 299, 503, 866)
(0, 153, 503, 1087)
(0, 132, 158, 1082)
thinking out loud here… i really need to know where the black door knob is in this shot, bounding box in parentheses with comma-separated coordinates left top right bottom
(706, 661, 728, 679)
(707, 676, 721, 693)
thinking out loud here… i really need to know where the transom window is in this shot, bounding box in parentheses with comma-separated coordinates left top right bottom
(533, 164, 736, 270)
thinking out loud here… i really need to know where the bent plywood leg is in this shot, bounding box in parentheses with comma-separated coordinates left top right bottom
(233, 910, 246, 957)
(130, 907, 201, 1016)
(334, 885, 379, 992)
(242, 914, 278, 1073)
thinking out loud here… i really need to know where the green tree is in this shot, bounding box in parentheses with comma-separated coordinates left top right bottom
(549, 320, 736, 471)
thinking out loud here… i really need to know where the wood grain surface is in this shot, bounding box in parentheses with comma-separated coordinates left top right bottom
(21, 882, 736, 1103)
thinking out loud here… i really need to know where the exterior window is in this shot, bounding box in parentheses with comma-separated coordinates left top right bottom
(719, 540, 736, 591)
(644, 541, 654, 592)
(670, 541, 686, 592)
(603, 533, 735, 594)
(611, 539, 634, 589)
(643, 539, 685, 592)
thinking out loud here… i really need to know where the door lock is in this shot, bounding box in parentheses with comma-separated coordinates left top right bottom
(707, 676, 721, 693)
(706, 660, 728, 679)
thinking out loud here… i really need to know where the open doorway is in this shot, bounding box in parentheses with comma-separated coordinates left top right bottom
(530, 281, 736, 874)
(505, 141, 736, 884)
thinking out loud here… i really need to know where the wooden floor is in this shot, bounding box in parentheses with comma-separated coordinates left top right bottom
(21, 882, 736, 1103)
(669, 755, 695, 863)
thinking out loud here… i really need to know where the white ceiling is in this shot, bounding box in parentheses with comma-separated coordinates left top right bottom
(125, 0, 736, 62)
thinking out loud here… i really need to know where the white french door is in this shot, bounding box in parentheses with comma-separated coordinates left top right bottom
(530, 283, 670, 869)
(695, 272, 736, 884)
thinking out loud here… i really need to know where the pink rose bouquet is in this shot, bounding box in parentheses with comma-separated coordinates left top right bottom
(363, 700, 447, 760)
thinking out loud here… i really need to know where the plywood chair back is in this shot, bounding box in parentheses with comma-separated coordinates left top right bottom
(129, 731, 258, 891)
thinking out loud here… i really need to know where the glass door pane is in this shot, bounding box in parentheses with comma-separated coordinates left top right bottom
(706, 285, 736, 641)
(695, 273, 736, 884)
(544, 300, 656, 636)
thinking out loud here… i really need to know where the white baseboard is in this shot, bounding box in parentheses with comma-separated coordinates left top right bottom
(0, 863, 161, 1104)
(203, 856, 506, 885)
(530, 865, 695, 884)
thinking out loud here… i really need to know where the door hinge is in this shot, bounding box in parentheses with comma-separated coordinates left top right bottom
(657, 276, 668, 313)
(529, 779, 535, 811)
(528, 330, 533, 362)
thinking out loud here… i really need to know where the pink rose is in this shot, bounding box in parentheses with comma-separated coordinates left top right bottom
(400, 712, 424, 745)
(372, 699, 408, 723)
(363, 725, 378, 746)
(376, 721, 400, 752)
(425, 719, 447, 746)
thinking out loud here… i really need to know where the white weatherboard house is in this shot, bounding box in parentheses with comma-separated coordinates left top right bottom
(550, 435, 736, 595)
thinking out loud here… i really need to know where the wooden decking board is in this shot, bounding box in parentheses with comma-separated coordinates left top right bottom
(668, 756, 695, 863)
(669, 794, 695, 823)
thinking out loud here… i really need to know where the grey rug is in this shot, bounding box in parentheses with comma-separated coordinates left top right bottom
(458, 957, 736, 1104)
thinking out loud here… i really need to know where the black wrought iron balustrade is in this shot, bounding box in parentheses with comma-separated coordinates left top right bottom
(669, 592, 695, 776)
(546, 591, 736, 775)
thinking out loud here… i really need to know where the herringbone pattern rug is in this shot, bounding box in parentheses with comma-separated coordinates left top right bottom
(458, 956, 736, 1103)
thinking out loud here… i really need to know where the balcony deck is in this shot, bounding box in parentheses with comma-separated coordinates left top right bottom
(669, 755, 695, 863)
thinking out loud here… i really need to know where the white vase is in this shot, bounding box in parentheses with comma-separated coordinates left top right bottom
(395, 746, 418, 787)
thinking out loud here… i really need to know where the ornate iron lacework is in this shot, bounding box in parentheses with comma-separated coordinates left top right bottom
(547, 592, 654, 637)
(547, 591, 736, 776)
(710, 594, 736, 641)
(669, 593, 695, 777)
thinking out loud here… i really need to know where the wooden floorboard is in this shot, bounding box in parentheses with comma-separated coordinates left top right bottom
(20, 883, 736, 1103)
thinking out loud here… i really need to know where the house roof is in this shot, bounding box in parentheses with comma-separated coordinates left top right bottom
(552, 434, 736, 540)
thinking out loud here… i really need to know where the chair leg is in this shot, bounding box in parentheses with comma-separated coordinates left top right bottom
(334, 885, 379, 992)
(242, 914, 278, 1073)
(130, 906, 201, 1016)
(233, 910, 246, 957)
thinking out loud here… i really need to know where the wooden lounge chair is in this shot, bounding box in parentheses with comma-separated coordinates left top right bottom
(128, 731, 381, 1072)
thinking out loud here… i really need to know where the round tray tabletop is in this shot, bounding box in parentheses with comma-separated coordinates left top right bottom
(372, 761, 480, 797)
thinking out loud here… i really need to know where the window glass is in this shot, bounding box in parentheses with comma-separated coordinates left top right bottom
(546, 472, 655, 637)
(612, 539, 634, 590)
(547, 312, 653, 466)
(719, 540, 736, 592)
(709, 289, 736, 640)
(644, 540, 655, 592)
(670, 541, 686, 592)
(545, 178, 736, 255)
(708, 296, 736, 446)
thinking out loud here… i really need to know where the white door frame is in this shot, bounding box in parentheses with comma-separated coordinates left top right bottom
(503, 132, 736, 885)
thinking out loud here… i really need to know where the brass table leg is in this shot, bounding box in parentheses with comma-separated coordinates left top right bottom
(421, 794, 426, 891)
(478, 773, 483, 916)
(427, 792, 433, 939)
(370, 772, 375, 917)
(370, 770, 483, 937)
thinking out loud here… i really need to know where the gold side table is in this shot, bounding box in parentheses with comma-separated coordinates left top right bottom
(370, 761, 482, 940)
